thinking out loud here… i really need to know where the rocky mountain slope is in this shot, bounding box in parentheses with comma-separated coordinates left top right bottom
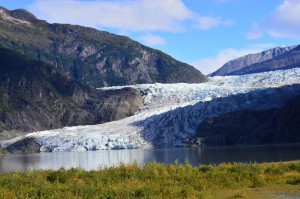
(196, 95, 300, 146)
(228, 45, 300, 75)
(2, 68, 299, 152)
(0, 48, 143, 141)
(211, 45, 297, 76)
(0, 6, 207, 87)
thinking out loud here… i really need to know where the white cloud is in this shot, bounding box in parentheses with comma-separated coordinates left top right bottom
(190, 44, 274, 75)
(196, 16, 234, 30)
(247, 0, 300, 39)
(246, 23, 263, 39)
(28, 0, 234, 32)
(140, 34, 166, 45)
(28, 0, 192, 32)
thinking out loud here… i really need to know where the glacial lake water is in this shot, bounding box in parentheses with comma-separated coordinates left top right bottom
(0, 144, 300, 173)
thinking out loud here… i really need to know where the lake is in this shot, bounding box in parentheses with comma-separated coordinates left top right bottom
(0, 144, 300, 173)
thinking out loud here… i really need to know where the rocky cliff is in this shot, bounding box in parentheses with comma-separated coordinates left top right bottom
(0, 6, 207, 87)
(0, 48, 144, 141)
(211, 45, 296, 76)
(196, 95, 300, 146)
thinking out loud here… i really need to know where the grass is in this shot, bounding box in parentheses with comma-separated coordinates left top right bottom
(0, 160, 299, 198)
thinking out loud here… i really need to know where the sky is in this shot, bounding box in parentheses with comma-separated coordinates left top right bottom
(1, 0, 300, 74)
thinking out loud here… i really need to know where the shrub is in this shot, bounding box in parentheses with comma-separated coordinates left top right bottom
(0, 160, 298, 198)
(287, 176, 300, 185)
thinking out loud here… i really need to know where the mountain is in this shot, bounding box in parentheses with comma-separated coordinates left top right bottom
(211, 45, 297, 76)
(2, 68, 299, 152)
(0, 48, 144, 141)
(228, 45, 300, 75)
(0, 6, 207, 87)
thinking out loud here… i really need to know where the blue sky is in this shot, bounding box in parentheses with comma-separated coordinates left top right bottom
(1, 0, 300, 74)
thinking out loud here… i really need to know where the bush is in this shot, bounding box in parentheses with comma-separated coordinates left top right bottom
(0, 161, 298, 198)
(287, 176, 300, 185)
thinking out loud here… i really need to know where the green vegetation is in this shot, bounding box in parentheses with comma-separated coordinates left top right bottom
(0, 147, 7, 154)
(0, 161, 299, 198)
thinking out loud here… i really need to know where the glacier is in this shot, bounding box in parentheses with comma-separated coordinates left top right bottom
(1, 68, 300, 152)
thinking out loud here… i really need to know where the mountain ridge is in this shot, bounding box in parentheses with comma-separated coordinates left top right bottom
(0, 6, 207, 87)
(227, 45, 300, 75)
(211, 45, 297, 76)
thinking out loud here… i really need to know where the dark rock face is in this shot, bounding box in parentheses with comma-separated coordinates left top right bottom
(6, 137, 40, 154)
(0, 48, 144, 140)
(196, 95, 300, 146)
(0, 7, 207, 87)
(211, 45, 297, 76)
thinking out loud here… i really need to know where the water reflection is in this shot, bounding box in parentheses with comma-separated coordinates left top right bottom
(0, 144, 300, 173)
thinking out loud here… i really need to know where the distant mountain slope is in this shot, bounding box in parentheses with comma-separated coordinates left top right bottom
(228, 45, 300, 75)
(0, 6, 207, 87)
(211, 45, 296, 76)
(0, 48, 143, 141)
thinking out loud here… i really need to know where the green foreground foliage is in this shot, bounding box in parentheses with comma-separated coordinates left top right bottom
(0, 160, 299, 199)
(0, 147, 7, 154)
